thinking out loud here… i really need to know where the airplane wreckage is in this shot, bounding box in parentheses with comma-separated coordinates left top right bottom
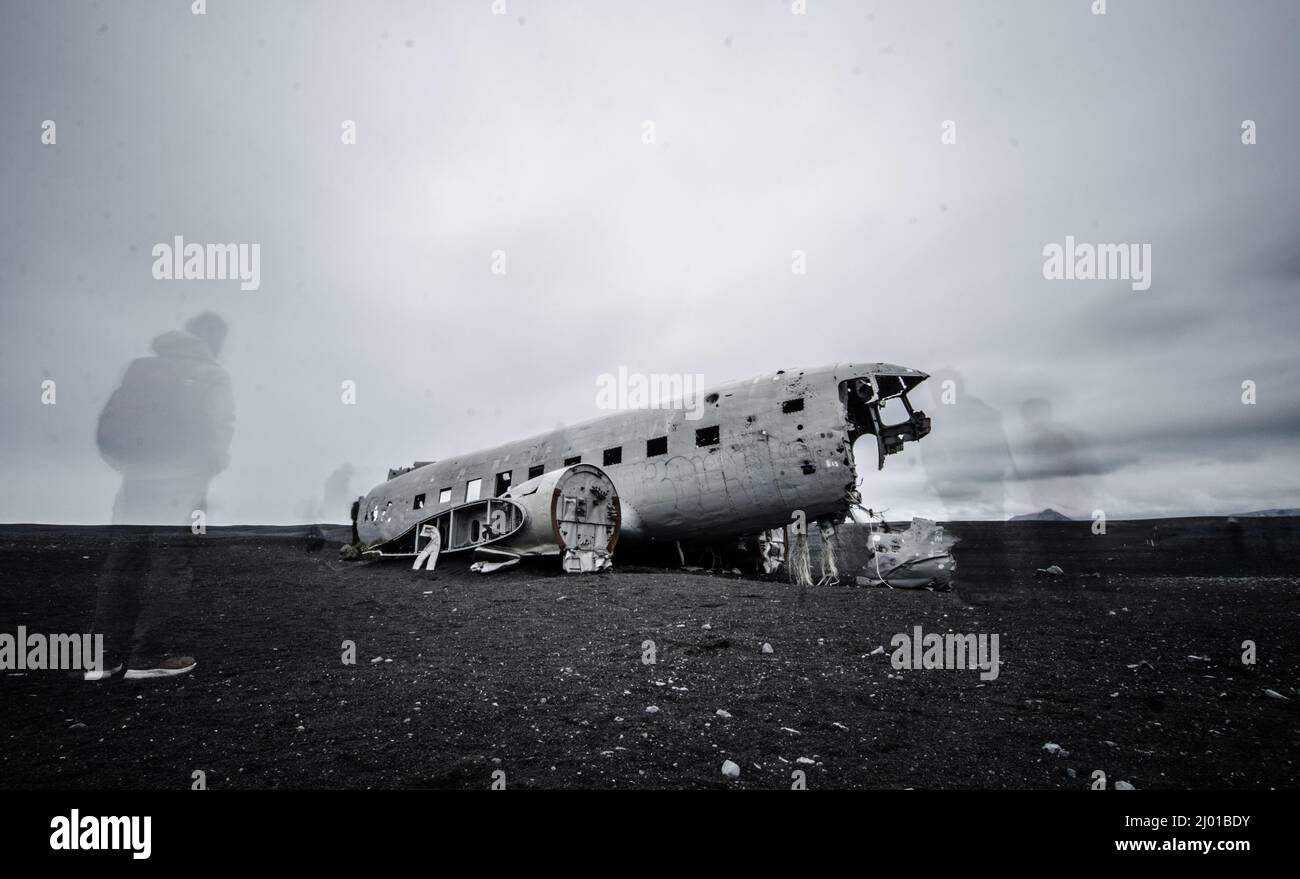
(353, 362, 955, 585)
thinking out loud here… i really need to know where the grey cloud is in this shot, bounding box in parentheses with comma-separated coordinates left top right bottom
(2, 1, 1299, 523)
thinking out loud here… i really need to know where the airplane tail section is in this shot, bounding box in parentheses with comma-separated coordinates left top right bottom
(366, 463, 620, 574)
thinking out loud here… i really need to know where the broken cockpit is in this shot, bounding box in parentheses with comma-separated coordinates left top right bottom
(840, 368, 932, 469)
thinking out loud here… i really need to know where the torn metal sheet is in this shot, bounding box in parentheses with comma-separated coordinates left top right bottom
(469, 546, 522, 573)
(756, 528, 785, 575)
(857, 518, 957, 590)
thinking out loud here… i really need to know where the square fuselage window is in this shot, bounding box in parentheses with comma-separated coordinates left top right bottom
(528, 464, 545, 480)
(603, 446, 622, 466)
(413, 493, 426, 510)
(465, 478, 482, 502)
(782, 398, 805, 414)
(646, 435, 668, 457)
(564, 456, 581, 467)
(696, 425, 720, 447)
(438, 487, 452, 504)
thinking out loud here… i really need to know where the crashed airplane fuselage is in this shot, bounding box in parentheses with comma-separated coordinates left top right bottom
(357, 362, 931, 551)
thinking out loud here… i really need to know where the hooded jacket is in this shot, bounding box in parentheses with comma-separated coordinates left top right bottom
(96, 330, 235, 479)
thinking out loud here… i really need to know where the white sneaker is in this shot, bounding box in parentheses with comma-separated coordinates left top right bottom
(83, 663, 124, 681)
(123, 657, 197, 680)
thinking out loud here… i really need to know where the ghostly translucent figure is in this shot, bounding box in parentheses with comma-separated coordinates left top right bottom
(91, 312, 233, 677)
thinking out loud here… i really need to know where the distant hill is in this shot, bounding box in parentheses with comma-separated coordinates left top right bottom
(1009, 508, 1074, 522)
(1237, 509, 1300, 517)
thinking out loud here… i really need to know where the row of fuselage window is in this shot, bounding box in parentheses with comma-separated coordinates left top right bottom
(406, 424, 726, 512)
(374, 395, 810, 520)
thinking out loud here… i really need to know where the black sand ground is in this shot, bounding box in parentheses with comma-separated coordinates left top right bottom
(1, 518, 1296, 789)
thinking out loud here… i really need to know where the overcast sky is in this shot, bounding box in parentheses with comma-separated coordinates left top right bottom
(2, 0, 1298, 523)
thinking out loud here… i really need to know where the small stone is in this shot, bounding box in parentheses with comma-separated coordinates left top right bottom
(716, 709, 732, 720)
(721, 760, 740, 779)
(761, 643, 774, 654)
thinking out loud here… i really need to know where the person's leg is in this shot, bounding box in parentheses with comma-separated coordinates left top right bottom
(122, 478, 205, 676)
(91, 483, 156, 675)
(91, 535, 145, 674)
(127, 527, 167, 662)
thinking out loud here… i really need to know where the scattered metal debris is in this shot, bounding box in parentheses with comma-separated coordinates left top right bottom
(856, 517, 957, 589)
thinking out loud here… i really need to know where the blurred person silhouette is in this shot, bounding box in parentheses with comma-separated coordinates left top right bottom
(919, 369, 1017, 520)
(1013, 396, 1105, 573)
(917, 368, 1016, 595)
(323, 463, 355, 521)
(1016, 397, 1104, 518)
(90, 312, 234, 679)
